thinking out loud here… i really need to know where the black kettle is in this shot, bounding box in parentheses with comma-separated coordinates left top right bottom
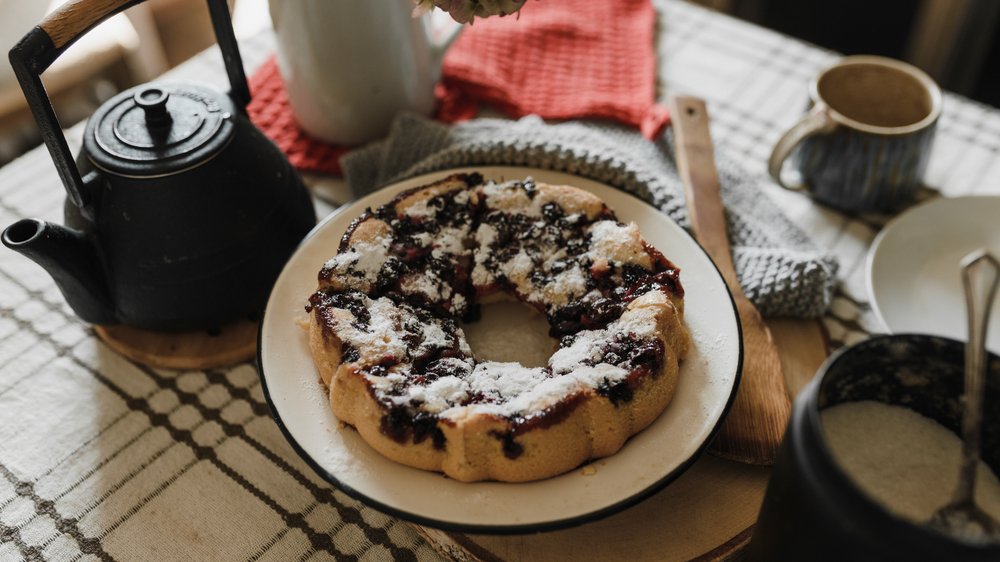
(1, 0, 316, 331)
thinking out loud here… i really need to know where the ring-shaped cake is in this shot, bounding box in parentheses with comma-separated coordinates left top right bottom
(306, 173, 691, 482)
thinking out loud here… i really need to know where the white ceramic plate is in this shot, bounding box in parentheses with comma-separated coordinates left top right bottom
(258, 167, 742, 532)
(867, 195, 1000, 354)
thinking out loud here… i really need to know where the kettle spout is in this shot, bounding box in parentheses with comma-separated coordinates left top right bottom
(2, 219, 116, 324)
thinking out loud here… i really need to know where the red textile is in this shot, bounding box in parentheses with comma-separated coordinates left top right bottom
(247, 60, 351, 176)
(247, 0, 666, 176)
(439, 0, 668, 136)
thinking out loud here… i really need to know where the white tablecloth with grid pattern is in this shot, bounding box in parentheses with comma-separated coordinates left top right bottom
(2, 1, 999, 560)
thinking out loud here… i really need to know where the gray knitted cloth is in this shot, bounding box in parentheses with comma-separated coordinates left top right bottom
(341, 114, 838, 318)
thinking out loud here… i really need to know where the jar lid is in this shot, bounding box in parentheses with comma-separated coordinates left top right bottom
(84, 82, 236, 177)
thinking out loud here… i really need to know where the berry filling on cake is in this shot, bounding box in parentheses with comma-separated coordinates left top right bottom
(306, 173, 690, 482)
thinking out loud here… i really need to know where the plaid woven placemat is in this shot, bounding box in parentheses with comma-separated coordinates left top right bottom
(0, 144, 440, 562)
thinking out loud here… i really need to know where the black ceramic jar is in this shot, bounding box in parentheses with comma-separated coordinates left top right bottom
(748, 335, 1000, 561)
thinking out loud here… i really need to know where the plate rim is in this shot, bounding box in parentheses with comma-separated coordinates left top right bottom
(256, 166, 744, 534)
(866, 194, 1000, 336)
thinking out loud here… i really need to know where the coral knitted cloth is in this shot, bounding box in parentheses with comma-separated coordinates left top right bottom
(247, 0, 667, 175)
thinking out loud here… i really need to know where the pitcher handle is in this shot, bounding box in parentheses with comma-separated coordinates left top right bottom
(423, 10, 465, 80)
(767, 106, 837, 191)
(8, 0, 249, 211)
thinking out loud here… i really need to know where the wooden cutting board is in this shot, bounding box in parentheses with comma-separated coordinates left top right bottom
(411, 318, 830, 561)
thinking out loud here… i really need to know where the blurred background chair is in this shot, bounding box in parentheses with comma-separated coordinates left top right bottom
(0, 0, 157, 165)
(694, 0, 1000, 107)
(0, 0, 270, 167)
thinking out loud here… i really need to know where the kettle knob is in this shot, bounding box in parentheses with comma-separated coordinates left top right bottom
(134, 87, 172, 128)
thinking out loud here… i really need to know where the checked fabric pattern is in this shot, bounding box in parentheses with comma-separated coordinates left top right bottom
(0, 130, 442, 561)
(4, 0, 1000, 559)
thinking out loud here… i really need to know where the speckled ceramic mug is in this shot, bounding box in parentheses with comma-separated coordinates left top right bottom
(768, 56, 941, 213)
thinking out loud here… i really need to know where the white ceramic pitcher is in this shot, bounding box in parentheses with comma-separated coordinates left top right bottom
(269, 0, 463, 145)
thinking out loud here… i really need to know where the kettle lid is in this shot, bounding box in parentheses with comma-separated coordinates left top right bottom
(84, 81, 237, 177)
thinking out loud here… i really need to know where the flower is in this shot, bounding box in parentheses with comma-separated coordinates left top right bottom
(412, 0, 527, 24)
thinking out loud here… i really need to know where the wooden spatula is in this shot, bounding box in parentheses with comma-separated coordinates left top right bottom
(669, 95, 792, 465)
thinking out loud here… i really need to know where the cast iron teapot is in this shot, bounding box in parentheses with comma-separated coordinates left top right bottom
(1, 0, 316, 331)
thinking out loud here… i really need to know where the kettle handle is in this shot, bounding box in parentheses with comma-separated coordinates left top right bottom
(8, 0, 251, 212)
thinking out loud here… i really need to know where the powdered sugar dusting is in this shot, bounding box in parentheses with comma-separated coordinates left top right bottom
(539, 265, 588, 307)
(329, 295, 409, 365)
(587, 221, 649, 266)
(401, 271, 445, 301)
(476, 223, 497, 248)
(420, 320, 451, 350)
(402, 376, 469, 414)
(502, 250, 535, 292)
(431, 226, 467, 258)
(550, 330, 605, 374)
(482, 179, 541, 216)
(469, 362, 548, 401)
(615, 293, 662, 338)
(324, 237, 390, 285)
(378, 304, 657, 418)
(403, 198, 436, 218)
(311, 174, 685, 433)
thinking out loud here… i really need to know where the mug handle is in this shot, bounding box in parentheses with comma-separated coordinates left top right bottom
(767, 106, 838, 191)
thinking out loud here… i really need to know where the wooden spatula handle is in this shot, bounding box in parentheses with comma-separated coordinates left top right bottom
(669, 96, 742, 295)
(670, 94, 792, 465)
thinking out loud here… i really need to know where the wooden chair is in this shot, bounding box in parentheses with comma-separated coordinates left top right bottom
(0, 1, 170, 164)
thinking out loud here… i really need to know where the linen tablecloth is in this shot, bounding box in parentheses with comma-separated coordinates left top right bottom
(2, 1, 1000, 560)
